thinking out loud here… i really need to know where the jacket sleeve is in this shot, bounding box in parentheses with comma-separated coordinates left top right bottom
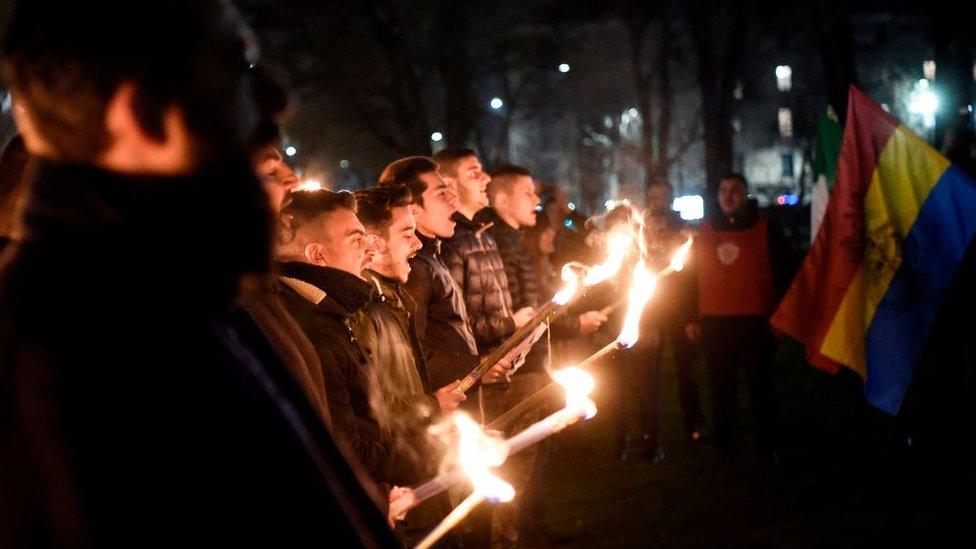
(442, 240, 516, 350)
(550, 311, 581, 340)
(425, 347, 479, 389)
(403, 258, 432, 344)
(383, 392, 439, 430)
(316, 339, 419, 484)
(466, 301, 516, 352)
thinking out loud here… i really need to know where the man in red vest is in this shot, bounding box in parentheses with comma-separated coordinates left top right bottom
(686, 174, 793, 467)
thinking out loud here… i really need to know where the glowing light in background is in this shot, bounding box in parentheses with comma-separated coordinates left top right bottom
(672, 195, 704, 221)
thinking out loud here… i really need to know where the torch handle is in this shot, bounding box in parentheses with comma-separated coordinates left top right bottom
(489, 340, 622, 433)
(409, 339, 626, 507)
(504, 413, 562, 456)
(413, 468, 468, 503)
(462, 300, 561, 391)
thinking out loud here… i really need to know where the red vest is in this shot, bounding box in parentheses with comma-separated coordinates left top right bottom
(696, 217, 775, 317)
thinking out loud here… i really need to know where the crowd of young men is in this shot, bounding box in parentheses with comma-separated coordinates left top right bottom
(0, 1, 789, 546)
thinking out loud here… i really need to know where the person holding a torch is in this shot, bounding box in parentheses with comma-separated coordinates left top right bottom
(479, 165, 608, 544)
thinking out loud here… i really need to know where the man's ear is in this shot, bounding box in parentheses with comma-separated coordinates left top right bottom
(304, 242, 327, 266)
(365, 232, 387, 255)
(490, 190, 507, 210)
(100, 83, 193, 175)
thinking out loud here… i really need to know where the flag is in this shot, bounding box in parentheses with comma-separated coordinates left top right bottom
(771, 86, 976, 414)
(810, 107, 842, 241)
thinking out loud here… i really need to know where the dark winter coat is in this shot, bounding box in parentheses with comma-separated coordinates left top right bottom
(404, 233, 480, 389)
(277, 261, 424, 486)
(441, 212, 515, 351)
(0, 161, 396, 548)
(364, 270, 438, 430)
(478, 207, 580, 339)
(235, 278, 332, 429)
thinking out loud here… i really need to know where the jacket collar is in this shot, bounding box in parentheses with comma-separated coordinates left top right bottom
(416, 232, 441, 257)
(23, 159, 269, 309)
(450, 211, 493, 237)
(475, 207, 518, 238)
(276, 261, 375, 315)
(364, 269, 416, 313)
(713, 198, 760, 231)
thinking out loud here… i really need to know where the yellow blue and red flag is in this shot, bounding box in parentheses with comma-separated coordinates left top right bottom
(772, 86, 976, 414)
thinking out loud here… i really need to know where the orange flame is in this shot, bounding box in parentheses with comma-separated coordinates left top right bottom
(669, 237, 694, 272)
(583, 231, 633, 286)
(553, 367, 597, 420)
(552, 264, 582, 305)
(454, 413, 514, 503)
(617, 261, 657, 348)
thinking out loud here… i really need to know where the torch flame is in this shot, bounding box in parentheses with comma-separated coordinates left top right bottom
(583, 231, 632, 286)
(294, 179, 325, 192)
(551, 264, 582, 305)
(669, 237, 694, 272)
(616, 261, 657, 348)
(552, 367, 598, 420)
(453, 413, 515, 503)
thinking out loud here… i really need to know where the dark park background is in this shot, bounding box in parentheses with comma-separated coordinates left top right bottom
(3, 1, 972, 546)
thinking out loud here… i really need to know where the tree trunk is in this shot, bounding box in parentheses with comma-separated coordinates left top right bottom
(690, 0, 745, 213)
(628, 17, 656, 196)
(932, 5, 975, 164)
(434, 0, 478, 148)
(812, 0, 857, 125)
(654, 16, 673, 181)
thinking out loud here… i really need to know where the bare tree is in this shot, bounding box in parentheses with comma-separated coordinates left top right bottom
(687, 0, 746, 207)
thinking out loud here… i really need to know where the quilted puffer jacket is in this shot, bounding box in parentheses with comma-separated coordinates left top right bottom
(440, 212, 515, 352)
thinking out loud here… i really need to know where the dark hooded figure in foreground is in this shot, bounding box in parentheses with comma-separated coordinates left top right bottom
(0, 1, 396, 546)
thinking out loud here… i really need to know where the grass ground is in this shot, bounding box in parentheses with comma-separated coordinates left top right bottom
(536, 339, 970, 547)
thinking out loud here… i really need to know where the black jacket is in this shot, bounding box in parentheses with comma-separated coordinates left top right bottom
(277, 261, 423, 485)
(478, 207, 580, 342)
(441, 212, 515, 351)
(235, 278, 332, 429)
(404, 233, 480, 388)
(364, 270, 438, 431)
(0, 161, 396, 547)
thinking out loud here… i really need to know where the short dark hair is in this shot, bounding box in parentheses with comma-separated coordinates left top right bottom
(432, 147, 478, 177)
(377, 156, 437, 207)
(0, 0, 279, 163)
(354, 185, 414, 236)
(487, 164, 532, 199)
(489, 164, 532, 179)
(721, 173, 748, 190)
(279, 189, 356, 244)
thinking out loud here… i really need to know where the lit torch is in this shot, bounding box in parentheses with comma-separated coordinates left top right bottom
(293, 179, 324, 192)
(487, 237, 694, 433)
(503, 367, 598, 455)
(414, 413, 514, 549)
(660, 236, 693, 277)
(414, 369, 597, 549)
(455, 230, 635, 394)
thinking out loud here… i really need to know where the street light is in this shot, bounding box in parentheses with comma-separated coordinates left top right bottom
(285, 146, 297, 157)
(908, 78, 939, 128)
(490, 97, 504, 110)
(431, 132, 444, 142)
(558, 63, 570, 73)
